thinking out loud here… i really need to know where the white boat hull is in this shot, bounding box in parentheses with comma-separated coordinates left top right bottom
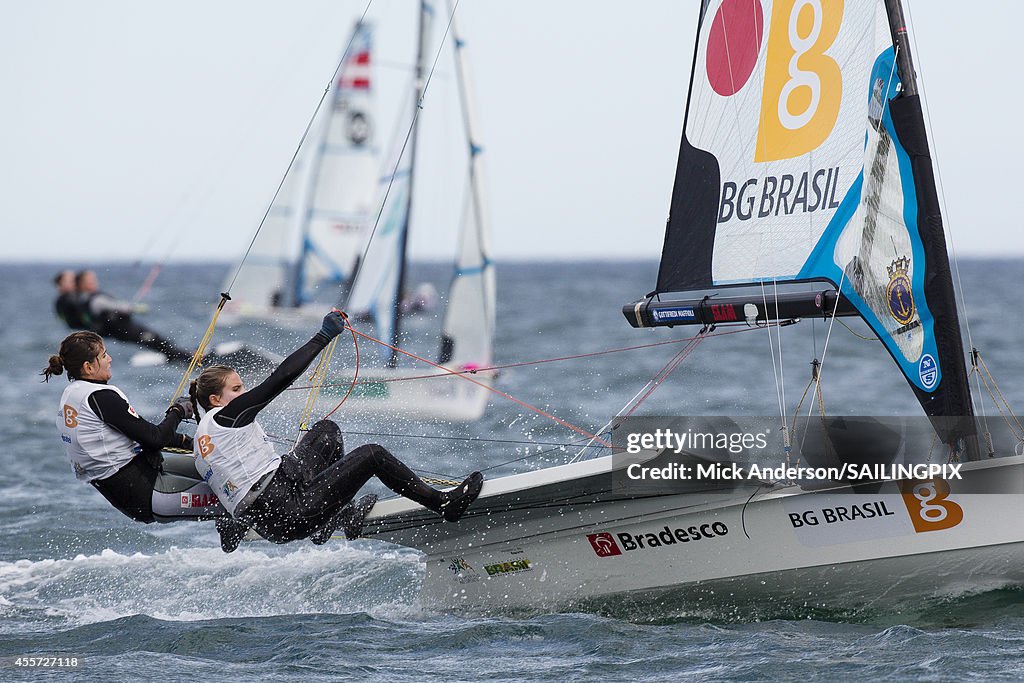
(362, 454, 1024, 611)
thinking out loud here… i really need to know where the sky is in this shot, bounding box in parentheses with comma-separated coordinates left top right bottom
(1, 0, 1022, 265)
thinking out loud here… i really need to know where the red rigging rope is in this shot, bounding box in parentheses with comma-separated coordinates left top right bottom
(321, 321, 360, 421)
(310, 321, 767, 448)
(324, 321, 613, 448)
(287, 324, 765, 391)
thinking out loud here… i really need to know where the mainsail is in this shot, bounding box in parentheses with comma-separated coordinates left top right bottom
(228, 21, 378, 312)
(346, 3, 431, 367)
(347, 0, 495, 372)
(438, 8, 496, 371)
(636, 0, 972, 439)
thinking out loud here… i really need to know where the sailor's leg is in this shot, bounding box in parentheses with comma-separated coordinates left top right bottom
(110, 316, 192, 361)
(90, 453, 160, 523)
(296, 444, 445, 521)
(281, 420, 345, 483)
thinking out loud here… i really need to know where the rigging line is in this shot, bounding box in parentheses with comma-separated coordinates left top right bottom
(760, 282, 786, 427)
(326, 430, 602, 451)
(976, 352, 1024, 438)
(342, 0, 463, 310)
(168, 293, 231, 404)
(900, 0, 983, 420)
(484, 437, 611, 474)
(620, 334, 706, 420)
(285, 324, 767, 391)
(837, 317, 878, 341)
(570, 339, 702, 464)
(296, 335, 339, 436)
(774, 278, 787, 418)
(973, 368, 1019, 441)
(321, 321, 361, 421)
(342, 325, 611, 447)
(806, 265, 848, 421)
(224, 0, 376, 295)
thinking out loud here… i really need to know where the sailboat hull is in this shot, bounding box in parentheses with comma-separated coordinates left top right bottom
(362, 454, 1024, 612)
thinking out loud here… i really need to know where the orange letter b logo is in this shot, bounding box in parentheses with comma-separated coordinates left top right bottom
(63, 405, 79, 428)
(198, 435, 215, 458)
(755, 0, 843, 161)
(900, 479, 964, 533)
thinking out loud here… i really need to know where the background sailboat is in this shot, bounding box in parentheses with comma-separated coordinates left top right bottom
(226, 21, 379, 322)
(359, 0, 1024, 610)
(321, 0, 496, 421)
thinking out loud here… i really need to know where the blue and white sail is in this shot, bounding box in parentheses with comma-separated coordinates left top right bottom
(438, 9, 495, 371)
(644, 0, 971, 428)
(228, 21, 378, 314)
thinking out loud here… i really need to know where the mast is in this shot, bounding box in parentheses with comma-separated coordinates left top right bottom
(389, 0, 429, 368)
(882, 0, 977, 456)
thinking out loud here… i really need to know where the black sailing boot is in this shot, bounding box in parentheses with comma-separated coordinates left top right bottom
(215, 516, 250, 553)
(439, 472, 484, 522)
(310, 494, 379, 545)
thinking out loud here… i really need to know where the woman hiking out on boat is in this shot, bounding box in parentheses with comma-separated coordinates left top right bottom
(189, 310, 484, 552)
(44, 331, 230, 532)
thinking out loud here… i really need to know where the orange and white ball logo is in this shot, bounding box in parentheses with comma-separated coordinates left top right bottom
(706, 0, 845, 162)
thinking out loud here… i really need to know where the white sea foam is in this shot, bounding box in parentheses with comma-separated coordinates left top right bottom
(0, 543, 424, 627)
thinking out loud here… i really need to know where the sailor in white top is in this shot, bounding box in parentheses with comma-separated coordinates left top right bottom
(190, 311, 484, 551)
(45, 330, 225, 524)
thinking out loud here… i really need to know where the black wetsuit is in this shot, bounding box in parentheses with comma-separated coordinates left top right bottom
(54, 292, 88, 329)
(218, 334, 446, 543)
(80, 291, 193, 361)
(84, 382, 221, 523)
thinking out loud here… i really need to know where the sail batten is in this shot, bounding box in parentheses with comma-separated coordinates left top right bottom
(644, 0, 973, 440)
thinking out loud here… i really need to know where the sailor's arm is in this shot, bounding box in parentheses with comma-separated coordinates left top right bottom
(214, 312, 347, 428)
(88, 292, 137, 317)
(88, 389, 191, 451)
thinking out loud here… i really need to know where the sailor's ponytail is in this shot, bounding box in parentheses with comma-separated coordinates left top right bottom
(41, 331, 104, 382)
(42, 355, 64, 382)
(192, 365, 235, 411)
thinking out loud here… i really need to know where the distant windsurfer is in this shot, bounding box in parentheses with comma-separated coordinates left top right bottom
(43, 331, 246, 550)
(189, 310, 485, 552)
(74, 269, 193, 362)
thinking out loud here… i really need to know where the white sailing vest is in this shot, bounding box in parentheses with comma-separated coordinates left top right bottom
(193, 407, 280, 515)
(57, 381, 142, 481)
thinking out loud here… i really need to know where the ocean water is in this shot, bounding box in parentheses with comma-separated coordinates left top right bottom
(2, 259, 1023, 681)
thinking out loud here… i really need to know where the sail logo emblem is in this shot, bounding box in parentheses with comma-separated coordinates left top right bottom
(918, 354, 938, 389)
(751, 0, 844, 162)
(706, 0, 765, 97)
(706, 0, 845, 158)
(885, 256, 916, 325)
(899, 479, 963, 532)
(587, 532, 622, 557)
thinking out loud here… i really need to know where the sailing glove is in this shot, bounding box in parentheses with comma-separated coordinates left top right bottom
(318, 310, 348, 340)
(166, 396, 194, 421)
